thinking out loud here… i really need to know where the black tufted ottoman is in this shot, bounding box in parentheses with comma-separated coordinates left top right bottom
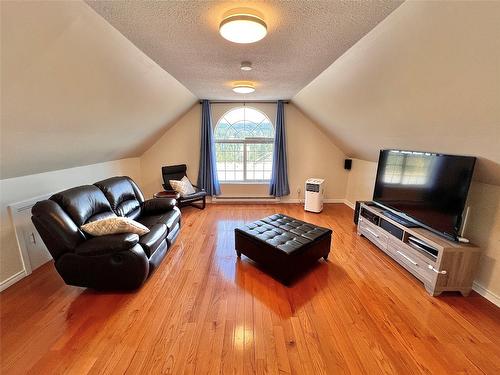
(234, 214, 332, 285)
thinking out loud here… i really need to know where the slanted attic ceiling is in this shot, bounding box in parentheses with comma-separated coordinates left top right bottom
(293, 1, 500, 185)
(0, 1, 196, 179)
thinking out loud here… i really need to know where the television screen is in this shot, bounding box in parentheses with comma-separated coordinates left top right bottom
(373, 150, 476, 240)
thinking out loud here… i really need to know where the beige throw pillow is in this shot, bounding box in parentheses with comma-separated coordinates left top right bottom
(81, 216, 150, 236)
(170, 176, 196, 197)
(181, 176, 196, 195)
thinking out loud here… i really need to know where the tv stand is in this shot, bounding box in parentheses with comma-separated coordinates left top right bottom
(382, 210, 420, 228)
(357, 203, 481, 296)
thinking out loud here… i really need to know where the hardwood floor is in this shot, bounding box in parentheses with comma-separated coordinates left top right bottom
(1, 203, 499, 374)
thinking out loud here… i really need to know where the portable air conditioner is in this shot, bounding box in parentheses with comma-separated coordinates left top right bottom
(304, 178, 325, 213)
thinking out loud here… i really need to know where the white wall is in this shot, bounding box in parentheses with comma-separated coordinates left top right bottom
(140, 103, 348, 201)
(0, 158, 141, 285)
(344, 159, 378, 208)
(344, 161, 500, 302)
(466, 183, 500, 299)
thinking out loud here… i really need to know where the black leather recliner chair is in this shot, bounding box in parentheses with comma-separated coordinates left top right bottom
(162, 164, 207, 209)
(31, 176, 181, 290)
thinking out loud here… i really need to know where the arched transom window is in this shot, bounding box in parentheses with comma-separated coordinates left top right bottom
(214, 107, 274, 182)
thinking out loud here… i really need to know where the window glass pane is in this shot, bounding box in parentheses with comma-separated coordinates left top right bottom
(215, 142, 244, 181)
(245, 143, 273, 181)
(215, 107, 274, 140)
(215, 107, 274, 182)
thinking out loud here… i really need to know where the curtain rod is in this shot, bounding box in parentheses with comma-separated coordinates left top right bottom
(199, 100, 290, 104)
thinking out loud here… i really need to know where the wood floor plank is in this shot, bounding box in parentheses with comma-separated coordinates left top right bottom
(1, 203, 499, 374)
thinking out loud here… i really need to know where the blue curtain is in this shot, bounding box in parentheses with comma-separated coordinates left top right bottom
(269, 100, 290, 197)
(197, 100, 221, 196)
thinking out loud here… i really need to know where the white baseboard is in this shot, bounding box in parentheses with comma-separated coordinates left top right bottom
(212, 196, 279, 203)
(282, 198, 345, 204)
(343, 199, 355, 209)
(211, 197, 346, 204)
(323, 198, 346, 204)
(472, 281, 500, 307)
(0, 269, 27, 292)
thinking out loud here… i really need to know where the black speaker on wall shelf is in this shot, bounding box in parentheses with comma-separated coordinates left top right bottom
(344, 159, 352, 170)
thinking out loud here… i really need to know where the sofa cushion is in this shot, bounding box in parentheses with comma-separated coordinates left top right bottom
(139, 224, 167, 257)
(137, 214, 162, 229)
(75, 233, 139, 256)
(138, 207, 181, 234)
(51, 185, 115, 227)
(116, 199, 141, 217)
(94, 177, 144, 217)
(161, 208, 181, 232)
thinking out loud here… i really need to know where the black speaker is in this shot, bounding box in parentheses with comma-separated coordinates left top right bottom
(344, 159, 352, 170)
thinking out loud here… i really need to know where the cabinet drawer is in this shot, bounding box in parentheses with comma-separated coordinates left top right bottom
(392, 238, 437, 266)
(388, 241, 436, 284)
(358, 218, 388, 252)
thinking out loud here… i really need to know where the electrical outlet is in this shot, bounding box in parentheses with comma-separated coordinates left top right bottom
(297, 186, 301, 194)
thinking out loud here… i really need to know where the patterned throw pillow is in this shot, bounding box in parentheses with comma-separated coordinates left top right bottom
(170, 176, 196, 197)
(181, 176, 196, 195)
(81, 216, 150, 236)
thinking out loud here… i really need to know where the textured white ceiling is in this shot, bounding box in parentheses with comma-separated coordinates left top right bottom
(293, 1, 500, 185)
(86, 0, 402, 100)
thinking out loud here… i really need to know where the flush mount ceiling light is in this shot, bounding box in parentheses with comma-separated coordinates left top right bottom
(240, 61, 253, 71)
(219, 8, 267, 44)
(232, 81, 255, 94)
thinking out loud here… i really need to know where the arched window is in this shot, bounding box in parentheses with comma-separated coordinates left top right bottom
(214, 107, 274, 182)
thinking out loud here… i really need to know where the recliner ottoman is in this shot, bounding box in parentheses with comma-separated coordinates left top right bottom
(234, 214, 332, 285)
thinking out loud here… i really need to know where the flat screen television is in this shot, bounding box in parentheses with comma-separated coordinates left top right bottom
(373, 150, 476, 241)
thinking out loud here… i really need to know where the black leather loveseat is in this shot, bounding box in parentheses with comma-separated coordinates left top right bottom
(31, 176, 181, 290)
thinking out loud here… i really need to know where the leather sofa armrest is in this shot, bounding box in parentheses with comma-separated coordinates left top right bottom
(75, 233, 139, 256)
(142, 198, 176, 215)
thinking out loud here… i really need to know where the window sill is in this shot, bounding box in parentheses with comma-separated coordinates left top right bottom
(220, 181, 270, 185)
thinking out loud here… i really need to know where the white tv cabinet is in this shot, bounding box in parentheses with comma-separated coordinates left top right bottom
(357, 203, 481, 296)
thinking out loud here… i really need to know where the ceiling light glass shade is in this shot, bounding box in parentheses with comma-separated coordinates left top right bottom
(232, 82, 255, 94)
(219, 11, 267, 44)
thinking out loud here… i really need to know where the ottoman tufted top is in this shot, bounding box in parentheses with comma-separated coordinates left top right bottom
(235, 214, 332, 255)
